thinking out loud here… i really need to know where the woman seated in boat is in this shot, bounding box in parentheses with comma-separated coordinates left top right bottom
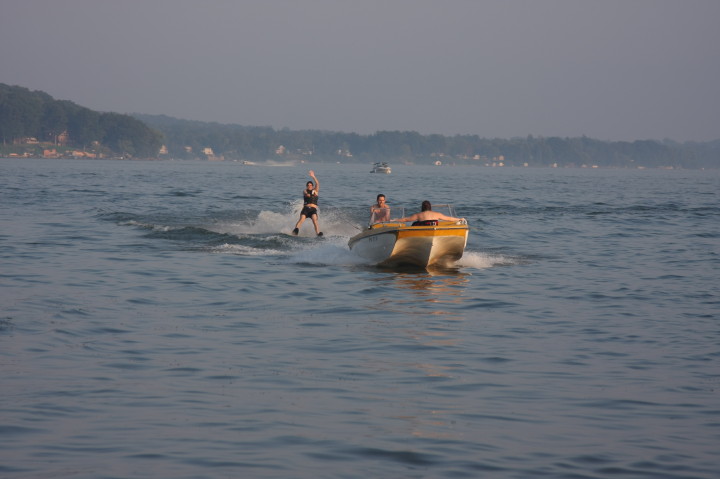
(370, 194, 390, 224)
(393, 200, 465, 226)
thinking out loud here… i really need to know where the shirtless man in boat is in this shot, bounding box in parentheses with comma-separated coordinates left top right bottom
(394, 200, 465, 225)
(370, 194, 390, 223)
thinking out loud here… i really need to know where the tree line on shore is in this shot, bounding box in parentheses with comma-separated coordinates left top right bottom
(0, 83, 162, 158)
(1, 83, 717, 168)
(136, 114, 718, 169)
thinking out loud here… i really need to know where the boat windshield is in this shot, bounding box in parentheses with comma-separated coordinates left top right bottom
(432, 204, 458, 217)
(369, 206, 404, 225)
(368, 205, 459, 225)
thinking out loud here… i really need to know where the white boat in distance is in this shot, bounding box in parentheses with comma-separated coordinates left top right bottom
(371, 162, 392, 174)
(348, 205, 468, 268)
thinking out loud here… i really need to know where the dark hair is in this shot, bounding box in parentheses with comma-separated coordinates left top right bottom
(377, 194, 385, 201)
(421, 200, 432, 212)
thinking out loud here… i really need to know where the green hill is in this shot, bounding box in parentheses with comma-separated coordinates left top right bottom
(0, 83, 162, 158)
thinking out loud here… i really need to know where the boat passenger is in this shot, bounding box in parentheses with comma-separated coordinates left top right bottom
(370, 194, 390, 224)
(292, 170, 323, 236)
(394, 200, 465, 226)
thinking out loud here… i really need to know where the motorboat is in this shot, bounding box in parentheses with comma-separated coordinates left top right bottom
(348, 205, 468, 268)
(371, 162, 392, 174)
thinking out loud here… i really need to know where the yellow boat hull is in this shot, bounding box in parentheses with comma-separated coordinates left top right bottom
(348, 221, 469, 268)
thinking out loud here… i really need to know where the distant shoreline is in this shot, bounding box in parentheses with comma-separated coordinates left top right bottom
(2, 155, 715, 170)
(2, 83, 718, 169)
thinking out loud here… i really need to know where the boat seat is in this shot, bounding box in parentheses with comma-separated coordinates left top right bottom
(411, 220, 438, 226)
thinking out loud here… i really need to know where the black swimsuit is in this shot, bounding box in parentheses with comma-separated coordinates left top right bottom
(301, 190, 318, 217)
(411, 219, 438, 226)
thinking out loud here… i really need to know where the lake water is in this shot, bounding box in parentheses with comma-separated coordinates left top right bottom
(1, 158, 719, 478)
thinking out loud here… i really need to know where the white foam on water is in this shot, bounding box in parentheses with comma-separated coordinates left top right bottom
(203, 205, 365, 262)
(284, 201, 364, 238)
(208, 210, 292, 236)
(212, 243, 289, 256)
(282, 237, 371, 266)
(457, 251, 517, 269)
(209, 200, 363, 238)
(121, 219, 178, 232)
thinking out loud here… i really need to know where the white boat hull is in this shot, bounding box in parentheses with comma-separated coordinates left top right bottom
(371, 162, 392, 174)
(349, 222, 468, 268)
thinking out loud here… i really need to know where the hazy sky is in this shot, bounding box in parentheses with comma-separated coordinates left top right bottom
(2, 0, 719, 142)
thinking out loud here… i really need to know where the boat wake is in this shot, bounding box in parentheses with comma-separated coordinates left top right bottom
(103, 206, 522, 271)
(456, 251, 522, 269)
